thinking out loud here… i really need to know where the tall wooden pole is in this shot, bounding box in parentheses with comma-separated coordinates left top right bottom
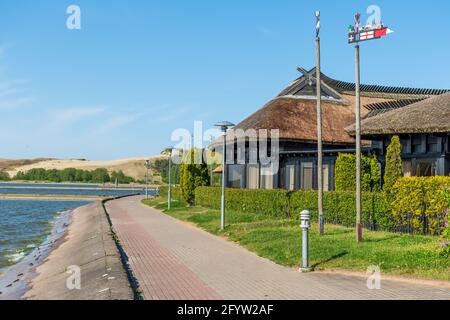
(316, 36, 324, 236)
(355, 44, 363, 242)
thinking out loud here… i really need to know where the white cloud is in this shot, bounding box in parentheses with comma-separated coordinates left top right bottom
(0, 96, 35, 110)
(96, 112, 144, 133)
(50, 107, 106, 125)
(0, 44, 34, 111)
(154, 106, 191, 122)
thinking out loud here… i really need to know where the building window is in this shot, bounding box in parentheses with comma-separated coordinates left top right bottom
(403, 160, 412, 177)
(285, 164, 296, 191)
(260, 164, 275, 190)
(301, 162, 314, 190)
(228, 165, 245, 188)
(412, 136, 423, 154)
(427, 136, 439, 153)
(246, 164, 260, 189)
(400, 138, 411, 154)
(415, 160, 437, 177)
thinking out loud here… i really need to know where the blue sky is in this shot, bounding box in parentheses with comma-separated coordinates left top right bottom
(0, 0, 449, 160)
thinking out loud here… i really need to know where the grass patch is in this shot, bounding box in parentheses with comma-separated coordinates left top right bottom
(142, 197, 450, 281)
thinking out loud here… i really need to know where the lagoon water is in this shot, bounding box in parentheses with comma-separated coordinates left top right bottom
(0, 183, 144, 197)
(0, 200, 90, 270)
(0, 183, 147, 271)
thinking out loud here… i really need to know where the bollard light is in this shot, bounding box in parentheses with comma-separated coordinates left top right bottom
(299, 210, 313, 273)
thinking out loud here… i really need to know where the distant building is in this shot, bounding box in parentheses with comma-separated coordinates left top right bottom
(213, 68, 449, 190)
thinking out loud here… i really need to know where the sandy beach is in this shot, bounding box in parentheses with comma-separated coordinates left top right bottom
(0, 201, 133, 300)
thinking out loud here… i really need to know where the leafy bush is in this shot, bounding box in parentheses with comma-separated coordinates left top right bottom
(391, 177, 450, 235)
(335, 153, 381, 192)
(384, 135, 403, 199)
(438, 189, 450, 257)
(438, 212, 450, 258)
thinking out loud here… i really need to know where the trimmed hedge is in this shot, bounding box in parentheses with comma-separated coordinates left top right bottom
(158, 186, 184, 203)
(190, 177, 450, 235)
(195, 187, 290, 218)
(195, 186, 390, 229)
(391, 177, 450, 235)
(335, 153, 381, 192)
(289, 191, 390, 229)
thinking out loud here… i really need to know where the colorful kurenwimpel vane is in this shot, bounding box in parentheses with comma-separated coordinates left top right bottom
(348, 13, 393, 44)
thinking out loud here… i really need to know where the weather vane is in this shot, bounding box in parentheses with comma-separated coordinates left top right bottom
(348, 11, 393, 44)
(315, 11, 320, 38)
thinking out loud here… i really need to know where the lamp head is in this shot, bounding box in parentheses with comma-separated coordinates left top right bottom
(214, 121, 235, 132)
(164, 147, 174, 154)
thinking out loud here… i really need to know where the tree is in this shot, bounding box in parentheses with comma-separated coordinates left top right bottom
(179, 149, 210, 205)
(0, 171, 10, 181)
(111, 170, 134, 184)
(91, 168, 110, 183)
(384, 135, 403, 198)
(82, 170, 93, 182)
(152, 158, 180, 185)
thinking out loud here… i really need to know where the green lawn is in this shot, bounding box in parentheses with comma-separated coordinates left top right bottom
(143, 196, 450, 281)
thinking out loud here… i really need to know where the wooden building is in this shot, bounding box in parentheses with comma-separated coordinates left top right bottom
(215, 67, 449, 191)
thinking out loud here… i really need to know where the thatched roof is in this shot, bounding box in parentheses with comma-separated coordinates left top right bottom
(234, 97, 357, 144)
(281, 67, 449, 101)
(346, 92, 450, 136)
(210, 68, 449, 147)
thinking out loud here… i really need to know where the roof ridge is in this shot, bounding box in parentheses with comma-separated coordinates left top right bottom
(278, 67, 450, 99)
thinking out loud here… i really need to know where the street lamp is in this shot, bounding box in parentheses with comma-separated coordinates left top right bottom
(144, 159, 150, 200)
(215, 121, 235, 231)
(164, 147, 174, 210)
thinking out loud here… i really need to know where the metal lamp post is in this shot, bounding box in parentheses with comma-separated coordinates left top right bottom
(215, 121, 235, 231)
(145, 159, 150, 200)
(164, 147, 174, 210)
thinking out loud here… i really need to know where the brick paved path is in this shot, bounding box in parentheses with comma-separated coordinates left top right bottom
(105, 196, 450, 300)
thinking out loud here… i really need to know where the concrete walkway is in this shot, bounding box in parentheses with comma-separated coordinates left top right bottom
(23, 202, 133, 300)
(105, 196, 450, 300)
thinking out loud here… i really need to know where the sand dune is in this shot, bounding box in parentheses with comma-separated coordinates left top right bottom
(3, 156, 164, 181)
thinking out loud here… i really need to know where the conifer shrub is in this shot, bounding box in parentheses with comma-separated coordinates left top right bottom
(335, 153, 381, 192)
(384, 135, 403, 198)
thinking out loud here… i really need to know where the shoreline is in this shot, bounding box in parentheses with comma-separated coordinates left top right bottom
(0, 207, 74, 299)
(0, 194, 108, 201)
(0, 181, 159, 188)
(19, 200, 133, 300)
